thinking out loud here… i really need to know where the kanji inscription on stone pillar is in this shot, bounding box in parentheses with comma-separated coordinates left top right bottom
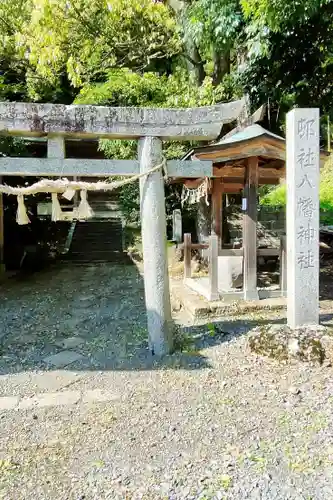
(286, 108, 320, 328)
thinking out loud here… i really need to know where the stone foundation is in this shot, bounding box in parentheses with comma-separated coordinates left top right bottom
(218, 255, 243, 290)
(248, 324, 333, 365)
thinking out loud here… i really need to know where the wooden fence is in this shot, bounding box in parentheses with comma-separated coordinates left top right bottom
(180, 233, 287, 300)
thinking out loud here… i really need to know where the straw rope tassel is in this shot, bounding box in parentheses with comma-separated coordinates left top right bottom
(16, 195, 30, 225)
(77, 190, 94, 220)
(51, 192, 63, 222)
(1, 157, 166, 224)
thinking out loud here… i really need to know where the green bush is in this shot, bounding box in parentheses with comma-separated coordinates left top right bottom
(260, 158, 333, 224)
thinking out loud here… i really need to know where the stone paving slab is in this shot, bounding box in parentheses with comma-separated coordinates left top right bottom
(18, 390, 81, 409)
(54, 337, 85, 350)
(82, 389, 121, 404)
(0, 371, 84, 398)
(0, 396, 19, 410)
(43, 351, 85, 368)
(0, 389, 122, 411)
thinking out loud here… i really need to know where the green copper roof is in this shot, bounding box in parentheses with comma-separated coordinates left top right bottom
(216, 124, 284, 146)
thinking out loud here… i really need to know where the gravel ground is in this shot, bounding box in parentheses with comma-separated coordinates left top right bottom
(1, 262, 333, 499)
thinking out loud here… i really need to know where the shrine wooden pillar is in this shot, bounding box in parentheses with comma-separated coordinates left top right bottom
(211, 178, 223, 249)
(243, 157, 259, 300)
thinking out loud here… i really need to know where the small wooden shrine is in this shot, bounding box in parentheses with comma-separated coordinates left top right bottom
(178, 124, 329, 301)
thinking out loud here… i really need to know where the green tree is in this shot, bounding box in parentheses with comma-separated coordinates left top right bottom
(22, 0, 180, 88)
(187, 0, 243, 85)
(241, 0, 328, 32)
(165, 0, 245, 86)
(240, 2, 333, 134)
(260, 159, 333, 224)
(75, 67, 242, 223)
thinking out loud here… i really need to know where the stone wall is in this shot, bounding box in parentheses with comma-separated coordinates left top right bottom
(226, 205, 282, 248)
(258, 207, 285, 234)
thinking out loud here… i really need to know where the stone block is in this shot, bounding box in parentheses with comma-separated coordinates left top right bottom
(172, 209, 182, 243)
(248, 324, 326, 365)
(43, 350, 84, 368)
(19, 391, 81, 409)
(0, 396, 19, 411)
(217, 256, 243, 291)
(82, 389, 119, 404)
(55, 337, 85, 349)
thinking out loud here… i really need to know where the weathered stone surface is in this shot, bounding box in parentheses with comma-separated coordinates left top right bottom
(43, 350, 84, 368)
(172, 209, 182, 243)
(47, 136, 65, 159)
(217, 256, 243, 291)
(19, 391, 81, 409)
(0, 100, 246, 141)
(286, 108, 320, 328)
(82, 389, 120, 404)
(0, 158, 212, 178)
(55, 337, 85, 349)
(248, 324, 327, 364)
(139, 137, 173, 355)
(0, 396, 19, 410)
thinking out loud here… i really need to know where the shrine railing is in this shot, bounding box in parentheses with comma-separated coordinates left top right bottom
(181, 233, 287, 301)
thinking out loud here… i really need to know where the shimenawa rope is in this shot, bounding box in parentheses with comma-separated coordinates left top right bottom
(6, 157, 167, 224)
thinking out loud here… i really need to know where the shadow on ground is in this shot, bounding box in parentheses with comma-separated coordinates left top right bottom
(0, 261, 333, 376)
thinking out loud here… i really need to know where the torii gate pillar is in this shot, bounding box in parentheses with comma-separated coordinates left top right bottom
(139, 137, 173, 355)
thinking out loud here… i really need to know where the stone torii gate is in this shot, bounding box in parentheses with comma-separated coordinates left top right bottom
(0, 99, 247, 355)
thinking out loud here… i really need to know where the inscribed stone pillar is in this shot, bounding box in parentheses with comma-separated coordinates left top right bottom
(138, 137, 173, 355)
(286, 108, 320, 328)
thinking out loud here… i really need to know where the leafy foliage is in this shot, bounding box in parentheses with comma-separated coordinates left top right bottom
(241, 0, 328, 32)
(188, 0, 243, 51)
(260, 159, 333, 224)
(23, 0, 180, 87)
(260, 184, 286, 208)
(76, 67, 242, 162)
(241, 1, 333, 132)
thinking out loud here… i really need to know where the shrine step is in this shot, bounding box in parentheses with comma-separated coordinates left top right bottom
(67, 220, 126, 263)
(66, 251, 130, 263)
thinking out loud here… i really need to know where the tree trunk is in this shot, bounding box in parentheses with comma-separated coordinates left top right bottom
(166, 0, 206, 86)
(212, 48, 231, 86)
(186, 42, 206, 86)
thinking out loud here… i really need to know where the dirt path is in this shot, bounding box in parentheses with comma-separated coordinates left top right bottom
(1, 263, 333, 499)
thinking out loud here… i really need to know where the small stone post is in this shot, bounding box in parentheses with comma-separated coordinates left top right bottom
(172, 209, 182, 243)
(286, 108, 320, 328)
(139, 137, 173, 355)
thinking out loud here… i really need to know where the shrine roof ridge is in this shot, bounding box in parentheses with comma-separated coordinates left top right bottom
(0, 99, 247, 141)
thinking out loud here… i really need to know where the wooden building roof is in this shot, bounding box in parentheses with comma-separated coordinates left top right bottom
(181, 124, 329, 193)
